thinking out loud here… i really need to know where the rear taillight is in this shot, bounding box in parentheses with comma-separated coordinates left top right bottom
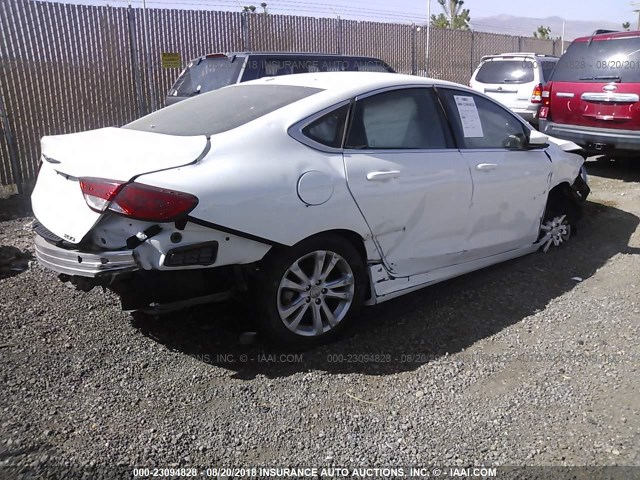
(539, 83, 552, 120)
(80, 178, 124, 212)
(109, 183, 199, 222)
(531, 83, 543, 104)
(79, 178, 198, 222)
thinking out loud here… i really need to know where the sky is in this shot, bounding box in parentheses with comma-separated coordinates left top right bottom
(50, 0, 637, 26)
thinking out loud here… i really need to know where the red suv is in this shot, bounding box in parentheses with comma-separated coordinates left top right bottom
(539, 31, 640, 157)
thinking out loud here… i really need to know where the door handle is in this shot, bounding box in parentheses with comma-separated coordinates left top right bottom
(475, 163, 498, 171)
(366, 170, 401, 181)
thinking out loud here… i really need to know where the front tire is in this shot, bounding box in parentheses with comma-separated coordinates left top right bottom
(538, 187, 578, 253)
(254, 234, 367, 348)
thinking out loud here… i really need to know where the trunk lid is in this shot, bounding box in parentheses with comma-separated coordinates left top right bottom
(32, 127, 207, 244)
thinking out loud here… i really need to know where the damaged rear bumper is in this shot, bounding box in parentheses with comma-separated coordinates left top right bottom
(34, 235, 139, 278)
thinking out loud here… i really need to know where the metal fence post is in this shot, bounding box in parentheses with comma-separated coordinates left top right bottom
(336, 16, 343, 55)
(241, 11, 249, 51)
(127, 6, 146, 118)
(247, 12, 253, 51)
(0, 95, 23, 194)
(411, 24, 417, 75)
(470, 30, 475, 78)
(518, 36, 523, 52)
(140, 1, 156, 112)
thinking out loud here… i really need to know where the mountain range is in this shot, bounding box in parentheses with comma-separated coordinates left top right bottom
(472, 15, 628, 40)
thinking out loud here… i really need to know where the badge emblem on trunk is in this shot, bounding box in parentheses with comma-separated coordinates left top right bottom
(602, 84, 618, 92)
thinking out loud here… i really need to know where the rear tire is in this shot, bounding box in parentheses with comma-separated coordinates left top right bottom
(254, 234, 367, 348)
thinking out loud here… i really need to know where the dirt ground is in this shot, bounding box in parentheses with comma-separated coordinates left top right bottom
(0, 158, 639, 479)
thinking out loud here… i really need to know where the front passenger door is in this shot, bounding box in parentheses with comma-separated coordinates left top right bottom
(437, 88, 553, 261)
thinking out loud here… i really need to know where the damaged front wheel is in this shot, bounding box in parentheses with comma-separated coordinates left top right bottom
(538, 185, 580, 253)
(539, 214, 572, 253)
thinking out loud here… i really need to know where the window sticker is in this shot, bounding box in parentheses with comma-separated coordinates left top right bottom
(454, 95, 484, 138)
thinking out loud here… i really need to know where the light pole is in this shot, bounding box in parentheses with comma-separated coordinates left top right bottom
(631, 1, 640, 29)
(426, 0, 431, 77)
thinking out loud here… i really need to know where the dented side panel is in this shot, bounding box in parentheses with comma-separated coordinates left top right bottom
(344, 150, 473, 277)
(459, 149, 553, 262)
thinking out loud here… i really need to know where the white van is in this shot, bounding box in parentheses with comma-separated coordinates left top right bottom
(470, 53, 558, 126)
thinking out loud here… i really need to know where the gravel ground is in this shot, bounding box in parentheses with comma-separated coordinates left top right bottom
(1, 159, 639, 479)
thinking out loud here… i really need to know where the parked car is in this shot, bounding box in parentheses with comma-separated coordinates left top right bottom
(470, 53, 559, 126)
(165, 52, 395, 105)
(539, 30, 640, 157)
(32, 73, 589, 347)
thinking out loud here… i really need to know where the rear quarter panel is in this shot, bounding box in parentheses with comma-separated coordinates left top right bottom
(135, 115, 376, 254)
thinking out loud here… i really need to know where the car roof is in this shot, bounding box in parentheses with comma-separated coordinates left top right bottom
(573, 30, 640, 42)
(480, 53, 558, 61)
(202, 52, 388, 59)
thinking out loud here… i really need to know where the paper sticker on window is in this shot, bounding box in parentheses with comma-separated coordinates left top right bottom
(454, 95, 483, 138)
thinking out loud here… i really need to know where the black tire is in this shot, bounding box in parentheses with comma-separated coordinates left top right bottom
(253, 234, 367, 349)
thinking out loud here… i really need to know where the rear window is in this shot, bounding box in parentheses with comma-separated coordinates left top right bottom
(552, 37, 640, 83)
(475, 60, 535, 84)
(302, 105, 349, 148)
(263, 57, 393, 74)
(242, 56, 394, 81)
(125, 85, 322, 137)
(169, 56, 243, 98)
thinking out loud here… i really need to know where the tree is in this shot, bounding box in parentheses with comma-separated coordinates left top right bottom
(533, 25, 551, 39)
(623, 21, 631, 31)
(430, 0, 471, 30)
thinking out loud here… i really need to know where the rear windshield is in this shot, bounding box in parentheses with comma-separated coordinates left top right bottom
(125, 85, 322, 136)
(552, 37, 640, 82)
(241, 56, 394, 81)
(169, 56, 243, 98)
(475, 60, 535, 84)
(261, 57, 393, 75)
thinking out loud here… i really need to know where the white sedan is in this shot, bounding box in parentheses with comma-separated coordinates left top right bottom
(31, 72, 590, 347)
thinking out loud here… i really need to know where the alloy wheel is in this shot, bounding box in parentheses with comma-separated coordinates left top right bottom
(540, 214, 571, 253)
(277, 250, 355, 337)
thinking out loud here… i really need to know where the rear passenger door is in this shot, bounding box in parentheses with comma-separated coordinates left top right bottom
(342, 87, 473, 276)
(437, 88, 553, 261)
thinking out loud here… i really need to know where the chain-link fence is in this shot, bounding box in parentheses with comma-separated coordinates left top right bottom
(0, 0, 561, 190)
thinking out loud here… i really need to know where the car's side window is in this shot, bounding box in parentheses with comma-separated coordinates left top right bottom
(302, 104, 350, 148)
(345, 88, 450, 150)
(541, 61, 556, 82)
(438, 89, 528, 150)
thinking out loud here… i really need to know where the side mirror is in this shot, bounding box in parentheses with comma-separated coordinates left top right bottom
(527, 130, 549, 149)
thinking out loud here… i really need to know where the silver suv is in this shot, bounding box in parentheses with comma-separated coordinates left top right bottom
(470, 53, 558, 126)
